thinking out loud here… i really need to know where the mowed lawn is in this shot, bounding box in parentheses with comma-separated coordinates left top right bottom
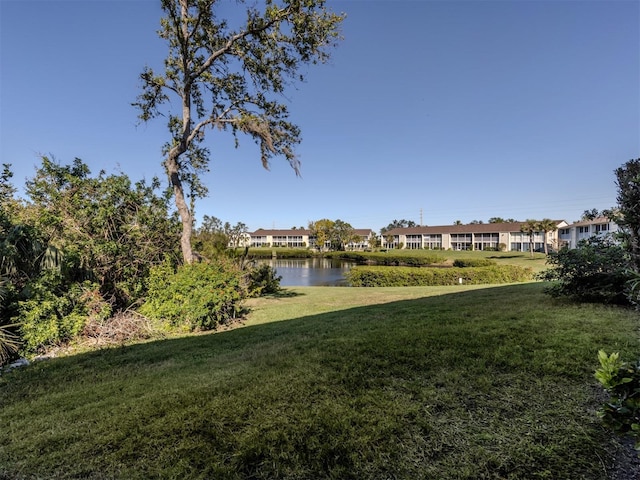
(1, 282, 639, 479)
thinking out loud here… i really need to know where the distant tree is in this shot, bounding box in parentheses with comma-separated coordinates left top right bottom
(380, 219, 416, 234)
(537, 219, 558, 255)
(488, 217, 505, 223)
(194, 216, 229, 258)
(308, 219, 334, 250)
(331, 219, 357, 251)
(367, 232, 380, 250)
(134, 0, 344, 264)
(193, 216, 247, 255)
(469, 220, 484, 225)
(200, 214, 223, 233)
(224, 222, 248, 249)
(520, 219, 539, 257)
(582, 208, 601, 221)
(453, 220, 462, 225)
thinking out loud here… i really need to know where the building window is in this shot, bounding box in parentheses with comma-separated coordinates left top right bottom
(451, 233, 472, 251)
(473, 233, 499, 251)
(424, 234, 442, 250)
(272, 235, 287, 247)
(595, 224, 610, 233)
(406, 235, 422, 249)
(251, 236, 268, 247)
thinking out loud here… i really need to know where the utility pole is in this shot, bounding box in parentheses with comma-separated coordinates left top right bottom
(420, 208, 423, 227)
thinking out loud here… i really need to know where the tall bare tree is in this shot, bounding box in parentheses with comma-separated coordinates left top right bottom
(134, 0, 344, 263)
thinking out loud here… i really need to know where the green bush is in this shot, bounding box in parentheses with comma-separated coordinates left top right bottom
(327, 251, 444, 266)
(17, 273, 108, 353)
(346, 265, 533, 287)
(247, 248, 314, 259)
(140, 259, 245, 331)
(246, 264, 282, 297)
(595, 351, 640, 450)
(0, 276, 19, 365)
(540, 236, 631, 304)
(453, 258, 497, 268)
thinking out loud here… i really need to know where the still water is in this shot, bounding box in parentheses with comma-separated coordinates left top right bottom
(260, 258, 356, 287)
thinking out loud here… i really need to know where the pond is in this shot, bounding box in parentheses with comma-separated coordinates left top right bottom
(259, 258, 356, 287)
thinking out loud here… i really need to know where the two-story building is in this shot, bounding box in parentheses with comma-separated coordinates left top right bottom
(381, 221, 568, 252)
(557, 217, 619, 249)
(248, 228, 376, 251)
(249, 229, 311, 248)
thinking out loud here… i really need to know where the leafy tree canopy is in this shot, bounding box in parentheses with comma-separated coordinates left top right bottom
(613, 158, 640, 271)
(134, 0, 345, 263)
(380, 219, 416, 234)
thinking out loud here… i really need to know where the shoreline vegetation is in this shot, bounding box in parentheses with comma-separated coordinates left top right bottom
(2, 282, 639, 478)
(249, 247, 549, 268)
(251, 248, 544, 287)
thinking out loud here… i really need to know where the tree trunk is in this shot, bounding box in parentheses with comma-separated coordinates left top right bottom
(166, 154, 194, 264)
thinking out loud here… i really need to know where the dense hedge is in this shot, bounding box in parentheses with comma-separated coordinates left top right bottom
(452, 258, 497, 267)
(347, 265, 534, 287)
(326, 251, 445, 266)
(139, 259, 245, 331)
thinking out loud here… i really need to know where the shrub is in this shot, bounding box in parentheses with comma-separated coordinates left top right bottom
(453, 258, 496, 268)
(327, 251, 444, 266)
(627, 270, 640, 308)
(247, 248, 313, 259)
(595, 351, 640, 450)
(0, 276, 19, 365)
(246, 264, 282, 297)
(346, 265, 533, 287)
(17, 273, 109, 353)
(140, 258, 245, 331)
(540, 236, 631, 304)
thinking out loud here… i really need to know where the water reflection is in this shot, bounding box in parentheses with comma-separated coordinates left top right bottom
(259, 258, 355, 286)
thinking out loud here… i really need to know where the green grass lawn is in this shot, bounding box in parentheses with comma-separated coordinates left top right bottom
(1, 283, 639, 479)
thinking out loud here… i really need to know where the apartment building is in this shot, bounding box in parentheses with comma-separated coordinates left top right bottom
(248, 228, 376, 251)
(557, 217, 619, 249)
(245, 218, 619, 252)
(381, 221, 568, 252)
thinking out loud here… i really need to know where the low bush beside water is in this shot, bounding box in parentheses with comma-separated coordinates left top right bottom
(327, 251, 445, 266)
(452, 258, 496, 267)
(347, 265, 533, 287)
(247, 248, 315, 259)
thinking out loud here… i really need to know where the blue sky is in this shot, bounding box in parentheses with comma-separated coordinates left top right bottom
(1, 0, 638, 232)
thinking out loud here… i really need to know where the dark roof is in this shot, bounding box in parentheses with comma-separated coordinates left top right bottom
(384, 221, 566, 236)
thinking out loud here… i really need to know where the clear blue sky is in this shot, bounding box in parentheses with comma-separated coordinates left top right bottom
(1, 0, 638, 232)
